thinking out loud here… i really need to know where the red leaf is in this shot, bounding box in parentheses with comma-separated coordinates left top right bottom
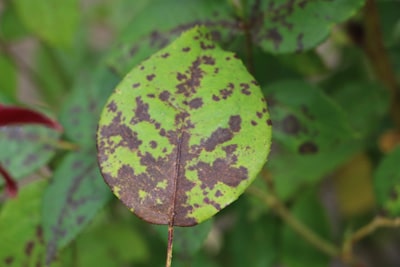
(0, 104, 63, 132)
(0, 164, 18, 198)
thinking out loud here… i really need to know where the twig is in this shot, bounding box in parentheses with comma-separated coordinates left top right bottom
(247, 186, 340, 258)
(343, 216, 400, 257)
(359, 0, 400, 127)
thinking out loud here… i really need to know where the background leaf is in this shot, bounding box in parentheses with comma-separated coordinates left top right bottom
(0, 180, 62, 267)
(0, 125, 59, 182)
(373, 147, 400, 217)
(98, 27, 272, 226)
(250, 0, 365, 53)
(12, 0, 79, 46)
(42, 150, 111, 264)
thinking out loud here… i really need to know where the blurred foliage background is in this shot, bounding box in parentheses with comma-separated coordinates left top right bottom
(1, 0, 400, 266)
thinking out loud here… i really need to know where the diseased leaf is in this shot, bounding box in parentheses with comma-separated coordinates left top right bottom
(0, 180, 62, 267)
(263, 80, 357, 198)
(13, 0, 79, 46)
(0, 125, 60, 182)
(107, 0, 240, 75)
(249, 0, 365, 53)
(60, 67, 119, 147)
(97, 27, 272, 226)
(265, 80, 354, 155)
(42, 150, 111, 264)
(373, 148, 400, 217)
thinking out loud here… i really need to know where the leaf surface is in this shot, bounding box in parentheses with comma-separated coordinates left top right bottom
(42, 150, 111, 264)
(0, 180, 62, 267)
(97, 27, 272, 226)
(373, 148, 400, 216)
(0, 125, 59, 181)
(13, 0, 79, 46)
(250, 0, 365, 53)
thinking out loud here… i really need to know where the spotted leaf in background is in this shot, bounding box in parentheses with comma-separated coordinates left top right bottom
(97, 27, 272, 226)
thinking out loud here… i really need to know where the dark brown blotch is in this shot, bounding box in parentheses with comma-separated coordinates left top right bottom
(202, 55, 215, 65)
(229, 115, 241, 132)
(146, 74, 156, 81)
(25, 240, 35, 256)
(202, 128, 233, 152)
(159, 90, 170, 101)
(240, 83, 251, 95)
(251, 120, 257, 126)
(267, 119, 273, 126)
(4, 256, 14, 265)
(282, 115, 301, 135)
(182, 47, 191, 52)
(132, 83, 141, 88)
(107, 100, 117, 112)
(161, 53, 170, 58)
(189, 98, 203, 109)
(212, 95, 220, 101)
(298, 141, 318, 154)
(149, 140, 157, 149)
(147, 93, 155, 98)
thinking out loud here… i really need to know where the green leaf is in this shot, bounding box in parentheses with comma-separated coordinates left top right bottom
(0, 125, 59, 182)
(265, 80, 354, 154)
(70, 211, 149, 267)
(224, 201, 279, 267)
(373, 148, 400, 217)
(97, 27, 272, 226)
(42, 150, 111, 264)
(13, 0, 79, 46)
(153, 219, 213, 257)
(263, 80, 357, 198)
(107, 0, 240, 75)
(0, 55, 17, 102)
(250, 0, 365, 53)
(0, 180, 62, 267)
(0, 3, 28, 40)
(281, 190, 330, 267)
(330, 81, 389, 137)
(60, 67, 119, 147)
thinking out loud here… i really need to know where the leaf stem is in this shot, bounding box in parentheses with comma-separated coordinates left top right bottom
(166, 224, 175, 267)
(342, 216, 400, 258)
(247, 186, 340, 258)
(355, 0, 400, 128)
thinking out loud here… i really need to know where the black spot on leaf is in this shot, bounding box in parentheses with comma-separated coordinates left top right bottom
(282, 115, 301, 135)
(298, 141, 318, 154)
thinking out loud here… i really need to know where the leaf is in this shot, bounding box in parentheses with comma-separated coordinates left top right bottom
(0, 104, 62, 131)
(153, 219, 213, 257)
(249, 0, 365, 53)
(265, 80, 354, 153)
(0, 165, 18, 197)
(0, 180, 62, 267)
(0, 3, 28, 41)
(373, 147, 400, 217)
(12, 0, 79, 46)
(107, 0, 240, 75)
(70, 211, 149, 267)
(42, 150, 112, 264)
(280, 190, 330, 267)
(263, 80, 357, 198)
(0, 125, 60, 181)
(0, 56, 17, 102)
(224, 201, 279, 267)
(60, 67, 119, 147)
(329, 81, 389, 138)
(97, 27, 272, 226)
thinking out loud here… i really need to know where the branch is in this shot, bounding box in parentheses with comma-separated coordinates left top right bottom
(246, 186, 340, 258)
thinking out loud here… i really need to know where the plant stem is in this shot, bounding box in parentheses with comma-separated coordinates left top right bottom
(166, 224, 175, 267)
(247, 186, 340, 258)
(343, 216, 400, 257)
(360, 0, 400, 128)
